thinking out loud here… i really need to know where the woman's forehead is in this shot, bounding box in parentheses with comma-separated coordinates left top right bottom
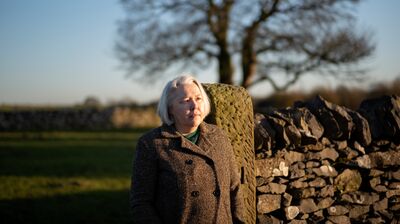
(175, 83, 201, 95)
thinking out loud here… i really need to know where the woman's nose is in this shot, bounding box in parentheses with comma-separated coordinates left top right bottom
(190, 99, 198, 110)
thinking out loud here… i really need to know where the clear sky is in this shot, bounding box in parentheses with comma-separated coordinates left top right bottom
(0, 0, 399, 105)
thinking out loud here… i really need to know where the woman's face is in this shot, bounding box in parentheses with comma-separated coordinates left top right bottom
(169, 82, 205, 134)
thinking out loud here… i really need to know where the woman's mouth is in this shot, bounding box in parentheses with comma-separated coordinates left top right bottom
(189, 113, 201, 118)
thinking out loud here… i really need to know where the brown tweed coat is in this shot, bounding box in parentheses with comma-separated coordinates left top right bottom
(130, 122, 245, 224)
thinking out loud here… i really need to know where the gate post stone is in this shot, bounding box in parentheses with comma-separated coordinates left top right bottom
(203, 83, 256, 224)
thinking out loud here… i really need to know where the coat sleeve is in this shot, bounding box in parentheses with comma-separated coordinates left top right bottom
(226, 138, 246, 224)
(130, 137, 162, 224)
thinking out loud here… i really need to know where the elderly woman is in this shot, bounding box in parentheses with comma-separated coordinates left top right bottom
(130, 75, 245, 224)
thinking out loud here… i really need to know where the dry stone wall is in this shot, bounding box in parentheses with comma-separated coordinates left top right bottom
(254, 95, 400, 223)
(0, 106, 160, 131)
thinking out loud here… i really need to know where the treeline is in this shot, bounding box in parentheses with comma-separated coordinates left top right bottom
(254, 78, 400, 112)
(1, 78, 399, 131)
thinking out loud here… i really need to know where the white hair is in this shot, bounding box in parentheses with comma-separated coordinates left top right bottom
(157, 74, 211, 125)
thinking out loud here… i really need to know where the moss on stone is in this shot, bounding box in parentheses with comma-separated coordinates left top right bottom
(334, 169, 362, 193)
(203, 83, 256, 224)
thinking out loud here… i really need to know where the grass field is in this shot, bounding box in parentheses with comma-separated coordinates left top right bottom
(0, 130, 147, 224)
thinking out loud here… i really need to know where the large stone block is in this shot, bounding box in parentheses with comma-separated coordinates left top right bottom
(203, 83, 256, 224)
(304, 95, 354, 140)
(359, 95, 400, 143)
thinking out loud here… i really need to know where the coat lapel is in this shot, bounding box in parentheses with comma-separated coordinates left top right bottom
(160, 123, 215, 160)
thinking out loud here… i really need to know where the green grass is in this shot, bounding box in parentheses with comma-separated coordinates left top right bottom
(0, 130, 148, 224)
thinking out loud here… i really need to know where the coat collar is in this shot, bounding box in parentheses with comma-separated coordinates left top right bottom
(160, 122, 216, 139)
(160, 122, 217, 158)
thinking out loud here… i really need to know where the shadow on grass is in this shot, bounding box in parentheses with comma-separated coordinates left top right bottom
(0, 189, 134, 224)
(0, 132, 144, 223)
(0, 140, 136, 178)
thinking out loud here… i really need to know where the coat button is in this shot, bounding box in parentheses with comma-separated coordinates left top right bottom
(185, 159, 193, 165)
(213, 189, 220, 197)
(191, 191, 200, 197)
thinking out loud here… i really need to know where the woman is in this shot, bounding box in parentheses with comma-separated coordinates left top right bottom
(130, 75, 245, 224)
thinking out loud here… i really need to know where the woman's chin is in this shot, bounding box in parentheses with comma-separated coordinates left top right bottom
(194, 116, 203, 124)
(188, 118, 202, 128)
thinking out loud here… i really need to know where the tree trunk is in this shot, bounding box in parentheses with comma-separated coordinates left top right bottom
(241, 30, 257, 89)
(218, 48, 234, 85)
(209, 1, 234, 85)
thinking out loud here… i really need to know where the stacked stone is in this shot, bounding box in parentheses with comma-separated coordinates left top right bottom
(255, 95, 400, 223)
(0, 106, 160, 131)
(0, 107, 114, 130)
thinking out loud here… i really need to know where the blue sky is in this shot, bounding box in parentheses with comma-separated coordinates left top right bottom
(0, 0, 399, 105)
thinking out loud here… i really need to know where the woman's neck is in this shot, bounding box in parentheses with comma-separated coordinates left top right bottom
(175, 124, 199, 135)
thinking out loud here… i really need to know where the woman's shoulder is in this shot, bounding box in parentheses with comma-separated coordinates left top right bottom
(138, 126, 163, 142)
(201, 122, 229, 139)
(201, 122, 234, 152)
(138, 124, 179, 142)
(202, 122, 218, 130)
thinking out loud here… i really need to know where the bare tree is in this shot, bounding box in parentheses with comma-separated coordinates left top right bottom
(115, 0, 374, 92)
